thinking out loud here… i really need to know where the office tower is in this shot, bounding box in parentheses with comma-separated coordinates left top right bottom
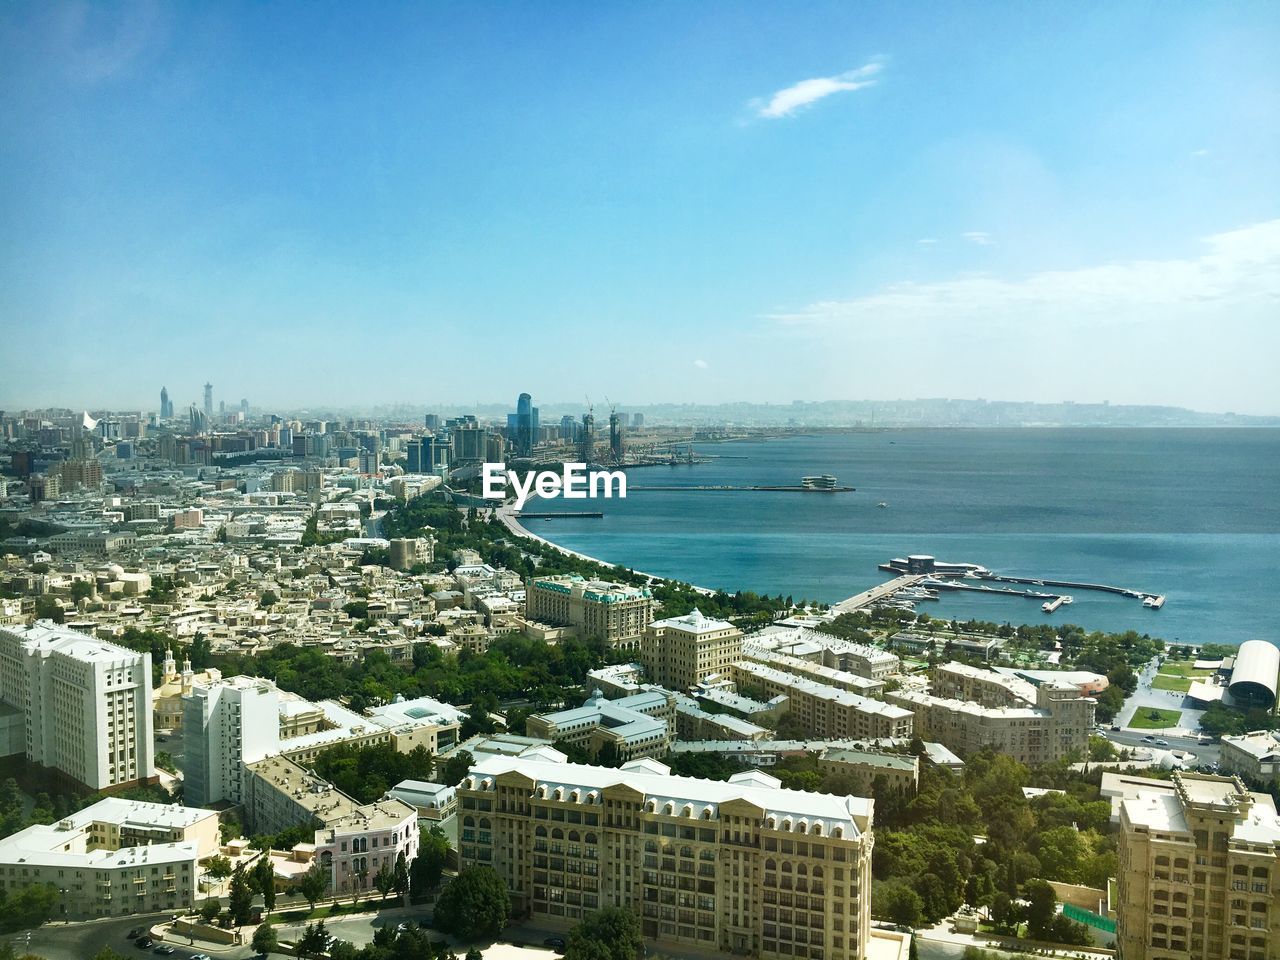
(510, 392, 539, 457)
(160, 386, 171, 419)
(182, 676, 281, 806)
(640, 608, 744, 692)
(240, 398, 249, 418)
(561, 415, 578, 442)
(580, 412, 595, 464)
(406, 439, 425, 473)
(1115, 771, 1280, 960)
(0, 622, 155, 792)
(203, 383, 213, 418)
(609, 410, 623, 462)
(633, 413, 645, 428)
(424, 413, 441, 431)
(526, 575, 655, 649)
(458, 754, 874, 960)
(452, 424, 489, 462)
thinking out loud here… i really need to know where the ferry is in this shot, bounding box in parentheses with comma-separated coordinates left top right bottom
(1143, 595, 1167, 609)
(877, 502, 889, 508)
(801, 474, 840, 490)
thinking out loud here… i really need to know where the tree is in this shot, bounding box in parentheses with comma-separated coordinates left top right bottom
(199, 899, 221, 923)
(875, 881, 924, 928)
(565, 907, 643, 960)
(92, 950, 129, 960)
(260, 590, 279, 609)
(300, 863, 330, 911)
(394, 851, 410, 897)
(440, 750, 475, 786)
(432, 866, 511, 941)
(0, 883, 59, 934)
(297, 921, 328, 960)
(1021, 879, 1058, 940)
(252, 924, 278, 956)
(374, 864, 397, 900)
(205, 854, 234, 880)
(253, 855, 277, 914)
(412, 826, 450, 890)
(229, 863, 255, 926)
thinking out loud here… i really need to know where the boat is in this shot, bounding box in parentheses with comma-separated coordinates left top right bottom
(1143, 595, 1166, 609)
(801, 474, 840, 490)
(1042, 596, 1066, 613)
(877, 502, 888, 508)
(1061, 596, 1073, 605)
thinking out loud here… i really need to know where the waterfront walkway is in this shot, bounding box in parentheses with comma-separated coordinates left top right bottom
(832, 574, 926, 614)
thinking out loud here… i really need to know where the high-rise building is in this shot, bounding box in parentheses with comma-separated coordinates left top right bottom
(160, 386, 172, 419)
(633, 413, 645, 428)
(609, 410, 623, 462)
(182, 676, 281, 806)
(0, 622, 155, 792)
(457, 753, 874, 960)
(203, 383, 213, 418)
(240, 398, 249, 418)
(424, 413, 441, 431)
(640, 608, 743, 692)
(580, 412, 596, 464)
(560, 415, 578, 442)
(1115, 771, 1280, 960)
(452, 424, 489, 463)
(509, 392, 539, 457)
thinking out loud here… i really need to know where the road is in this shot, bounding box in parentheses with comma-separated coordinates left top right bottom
(1100, 655, 1219, 769)
(25, 912, 258, 960)
(830, 575, 925, 615)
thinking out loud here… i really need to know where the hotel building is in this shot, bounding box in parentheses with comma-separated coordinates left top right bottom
(526, 576, 655, 649)
(641, 609, 743, 692)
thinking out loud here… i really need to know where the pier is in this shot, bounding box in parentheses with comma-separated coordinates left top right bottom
(515, 511, 604, 519)
(983, 574, 1144, 598)
(628, 484, 855, 493)
(832, 575, 927, 614)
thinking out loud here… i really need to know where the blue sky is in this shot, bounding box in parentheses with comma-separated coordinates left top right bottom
(1, 1, 1278, 413)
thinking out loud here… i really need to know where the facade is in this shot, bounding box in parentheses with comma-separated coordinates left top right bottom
(885, 682, 1094, 767)
(0, 797, 217, 920)
(0, 622, 154, 792)
(458, 754, 874, 960)
(749, 627, 901, 682)
(390, 537, 434, 571)
(1116, 772, 1280, 960)
(742, 646, 884, 697)
(732, 661, 913, 741)
(932, 662, 1038, 708)
(182, 675, 281, 806)
(526, 576, 655, 649)
(152, 649, 221, 732)
(1220, 731, 1280, 784)
(641, 609, 743, 692)
(526, 689, 675, 761)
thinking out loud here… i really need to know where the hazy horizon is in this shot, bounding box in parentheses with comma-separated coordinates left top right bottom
(2, 2, 1278, 413)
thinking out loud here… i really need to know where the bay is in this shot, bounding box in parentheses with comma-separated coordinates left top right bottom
(528, 429, 1280, 646)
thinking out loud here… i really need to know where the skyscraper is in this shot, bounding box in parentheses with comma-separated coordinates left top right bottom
(203, 383, 213, 418)
(609, 410, 623, 462)
(560, 415, 578, 442)
(579, 412, 595, 464)
(160, 386, 172, 419)
(510, 392, 539, 457)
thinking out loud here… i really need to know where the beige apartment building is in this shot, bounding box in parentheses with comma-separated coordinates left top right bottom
(0, 797, 218, 920)
(1117, 772, 1280, 960)
(640, 609, 743, 691)
(885, 682, 1093, 767)
(526, 576, 655, 649)
(732, 661, 914, 741)
(458, 753, 874, 960)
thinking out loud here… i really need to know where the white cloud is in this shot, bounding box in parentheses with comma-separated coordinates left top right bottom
(917, 238, 939, 246)
(751, 61, 882, 120)
(769, 220, 1280, 333)
(963, 231, 995, 246)
(693, 359, 709, 369)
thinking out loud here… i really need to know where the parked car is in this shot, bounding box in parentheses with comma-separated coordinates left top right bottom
(135, 939, 155, 951)
(543, 938, 566, 952)
(189, 953, 213, 960)
(153, 947, 176, 956)
(127, 928, 147, 940)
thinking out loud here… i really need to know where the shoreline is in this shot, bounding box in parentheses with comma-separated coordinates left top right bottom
(492, 501, 715, 596)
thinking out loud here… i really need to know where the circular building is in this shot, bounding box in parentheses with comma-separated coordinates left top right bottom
(1228, 640, 1280, 710)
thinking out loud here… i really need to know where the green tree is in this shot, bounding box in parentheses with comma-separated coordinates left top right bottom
(251, 923, 277, 955)
(297, 921, 328, 960)
(299, 863, 330, 911)
(1021, 879, 1058, 940)
(565, 906, 643, 960)
(198, 899, 221, 923)
(229, 863, 254, 926)
(252, 855, 277, 913)
(875, 880, 924, 928)
(394, 851, 409, 896)
(92, 950, 130, 960)
(432, 866, 511, 941)
(374, 864, 397, 900)
(205, 854, 234, 880)
(259, 590, 280, 609)
(412, 826, 450, 890)
(0, 883, 59, 934)
(440, 750, 475, 786)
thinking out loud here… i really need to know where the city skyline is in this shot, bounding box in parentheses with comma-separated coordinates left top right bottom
(2, 2, 1278, 413)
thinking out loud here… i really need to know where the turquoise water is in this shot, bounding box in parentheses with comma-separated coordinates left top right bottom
(530, 429, 1280, 646)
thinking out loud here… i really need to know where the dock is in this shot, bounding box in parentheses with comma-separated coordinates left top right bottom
(515, 511, 604, 519)
(832, 575, 927, 614)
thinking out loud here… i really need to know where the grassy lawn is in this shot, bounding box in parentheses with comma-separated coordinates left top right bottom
(1152, 674, 1194, 691)
(1160, 661, 1215, 678)
(1130, 707, 1183, 729)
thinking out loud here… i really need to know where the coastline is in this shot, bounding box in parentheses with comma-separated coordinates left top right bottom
(492, 501, 715, 596)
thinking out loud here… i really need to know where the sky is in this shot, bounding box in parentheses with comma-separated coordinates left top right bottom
(1, 1, 1278, 414)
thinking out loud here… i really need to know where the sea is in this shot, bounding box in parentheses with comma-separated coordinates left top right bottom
(527, 429, 1280, 647)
